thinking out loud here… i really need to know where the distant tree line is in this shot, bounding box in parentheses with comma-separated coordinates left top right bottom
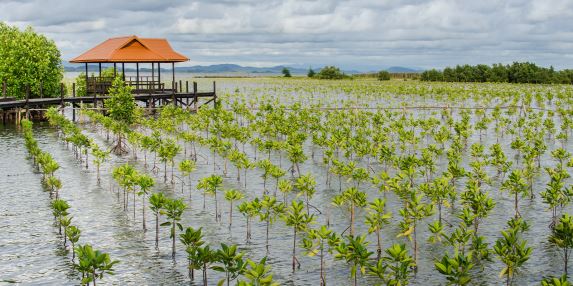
(421, 62, 573, 84)
(0, 22, 63, 99)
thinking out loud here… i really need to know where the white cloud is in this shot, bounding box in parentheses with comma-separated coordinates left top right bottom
(0, 0, 572, 70)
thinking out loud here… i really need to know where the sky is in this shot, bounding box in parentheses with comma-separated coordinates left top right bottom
(1, 0, 573, 71)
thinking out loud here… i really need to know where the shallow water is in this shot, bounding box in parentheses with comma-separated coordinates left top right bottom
(1, 80, 571, 285)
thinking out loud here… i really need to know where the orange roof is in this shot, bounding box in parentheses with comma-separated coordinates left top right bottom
(70, 36, 189, 63)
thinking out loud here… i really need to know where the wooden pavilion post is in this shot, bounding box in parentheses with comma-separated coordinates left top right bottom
(136, 63, 140, 92)
(172, 62, 175, 91)
(113, 63, 117, 77)
(151, 63, 155, 91)
(98, 63, 102, 77)
(122, 63, 125, 81)
(85, 63, 88, 95)
(158, 63, 161, 91)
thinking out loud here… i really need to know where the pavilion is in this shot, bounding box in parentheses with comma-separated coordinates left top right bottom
(70, 36, 189, 95)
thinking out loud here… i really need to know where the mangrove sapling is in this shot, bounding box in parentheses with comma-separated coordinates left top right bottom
(75, 244, 119, 286)
(287, 143, 307, 177)
(460, 179, 496, 238)
(398, 191, 434, 266)
(161, 198, 187, 258)
(283, 200, 315, 272)
(258, 195, 285, 254)
(294, 173, 317, 215)
(541, 275, 571, 286)
(364, 198, 392, 258)
(149, 192, 166, 249)
(91, 146, 109, 185)
(302, 225, 341, 285)
(541, 167, 573, 228)
(270, 165, 286, 196)
(136, 174, 154, 231)
(127, 131, 142, 159)
(66, 225, 81, 261)
(196, 245, 216, 285)
(422, 175, 454, 225)
(157, 139, 180, 183)
(224, 189, 244, 228)
(278, 179, 293, 204)
(197, 174, 223, 220)
(45, 175, 62, 199)
(60, 216, 72, 247)
(494, 218, 532, 286)
(104, 76, 138, 155)
(51, 199, 70, 235)
(434, 251, 474, 286)
(180, 227, 205, 280)
(238, 199, 259, 242)
(549, 214, 573, 276)
(332, 187, 367, 237)
(334, 234, 373, 286)
(368, 243, 415, 286)
(257, 159, 274, 193)
(212, 243, 246, 286)
(237, 257, 279, 286)
(501, 169, 529, 218)
(178, 159, 196, 195)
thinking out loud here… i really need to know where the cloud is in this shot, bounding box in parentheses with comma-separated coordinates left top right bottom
(0, 0, 572, 70)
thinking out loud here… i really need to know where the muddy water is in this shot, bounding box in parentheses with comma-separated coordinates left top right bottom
(0, 80, 570, 285)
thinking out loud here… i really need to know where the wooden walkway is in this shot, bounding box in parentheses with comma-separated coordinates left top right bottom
(0, 81, 217, 123)
(0, 91, 216, 110)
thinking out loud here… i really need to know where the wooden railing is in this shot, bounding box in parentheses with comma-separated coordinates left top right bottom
(86, 76, 166, 94)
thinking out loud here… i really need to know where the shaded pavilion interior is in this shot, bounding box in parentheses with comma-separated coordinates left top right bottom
(70, 36, 189, 95)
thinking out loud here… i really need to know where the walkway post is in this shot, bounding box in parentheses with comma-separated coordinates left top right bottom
(193, 81, 198, 112)
(60, 83, 65, 115)
(213, 81, 217, 108)
(25, 85, 29, 119)
(72, 83, 76, 122)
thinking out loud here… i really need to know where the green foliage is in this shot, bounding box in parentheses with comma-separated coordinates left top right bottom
(368, 243, 415, 285)
(434, 251, 474, 285)
(75, 244, 119, 285)
(282, 67, 292, 78)
(421, 62, 573, 84)
(549, 214, 573, 276)
(307, 68, 316, 78)
(494, 218, 532, 285)
(237, 257, 279, 286)
(378, 70, 391, 81)
(316, 66, 346, 80)
(541, 275, 571, 286)
(0, 22, 63, 99)
(104, 76, 137, 125)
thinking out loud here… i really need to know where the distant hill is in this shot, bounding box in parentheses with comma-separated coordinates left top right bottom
(386, 66, 424, 73)
(63, 63, 421, 75)
(64, 63, 310, 74)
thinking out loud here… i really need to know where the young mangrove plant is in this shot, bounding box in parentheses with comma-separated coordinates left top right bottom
(283, 200, 314, 272)
(161, 198, 187, 258)
(149, 192, 166, 249)
(224, 189, 244, 228)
